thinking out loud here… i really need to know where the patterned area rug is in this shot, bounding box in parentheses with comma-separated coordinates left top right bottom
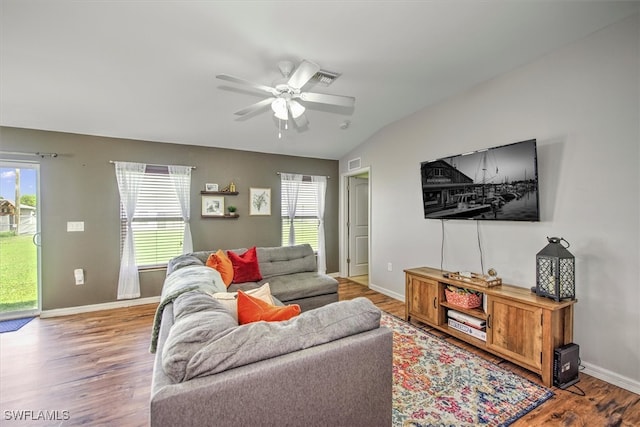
(382, 313, 553, 427)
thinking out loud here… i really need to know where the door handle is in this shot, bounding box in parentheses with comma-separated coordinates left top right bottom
(487, 314, 492, 329)
(433, 297, 437, 309)
(32, 232, 41, 247)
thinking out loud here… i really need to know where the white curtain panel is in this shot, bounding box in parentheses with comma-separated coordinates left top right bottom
(281, 173, 303, 246)
(168, 165, 193, 254)
(114, 161, 146, 299)
(312, 175, 327, 274)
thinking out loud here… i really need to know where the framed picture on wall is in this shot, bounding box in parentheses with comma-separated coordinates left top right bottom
(249, 187, 271, 216)
(202, 195, 225, 217)
(205, 183, 219, 192)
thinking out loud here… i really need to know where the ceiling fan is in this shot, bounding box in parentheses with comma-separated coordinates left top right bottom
(216, 60, 355, 131)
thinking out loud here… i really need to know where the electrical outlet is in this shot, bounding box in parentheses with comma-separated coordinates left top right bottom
(387, 262, 393, 272)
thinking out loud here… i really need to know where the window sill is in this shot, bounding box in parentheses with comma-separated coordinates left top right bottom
(138, 266, 168, 273)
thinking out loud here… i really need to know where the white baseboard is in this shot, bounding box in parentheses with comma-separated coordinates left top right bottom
(40, 296, 160, 318)
(369, 282, 405, 302)
(328, 271, 340, 278)
(581, 361, 640, 395)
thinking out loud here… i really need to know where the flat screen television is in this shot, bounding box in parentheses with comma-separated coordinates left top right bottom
(420, 139, 539, 221)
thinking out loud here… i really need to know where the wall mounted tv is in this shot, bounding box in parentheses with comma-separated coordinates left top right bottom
(420, 139, 539, 221)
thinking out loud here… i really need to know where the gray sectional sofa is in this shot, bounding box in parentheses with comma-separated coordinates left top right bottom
(150, 245, 393, 427)
(166, 244, 339, 311)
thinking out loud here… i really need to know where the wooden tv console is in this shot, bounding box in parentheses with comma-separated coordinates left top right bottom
(405, 267, 576, 387)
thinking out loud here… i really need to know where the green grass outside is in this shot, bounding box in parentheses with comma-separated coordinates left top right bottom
(133, 227, 184, 267)
(281, 219, 319, 251)
(0, 234, 38, 312)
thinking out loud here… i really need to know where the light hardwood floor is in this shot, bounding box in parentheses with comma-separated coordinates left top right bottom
(0, 279, 638, 426)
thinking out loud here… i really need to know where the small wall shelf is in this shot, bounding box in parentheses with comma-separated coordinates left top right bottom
(201, 214, 239, 219)
(200, 191, 239, 196)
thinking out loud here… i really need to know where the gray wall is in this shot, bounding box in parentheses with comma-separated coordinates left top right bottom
(0, 127, 339, 310)
(340, 14, 639, 390)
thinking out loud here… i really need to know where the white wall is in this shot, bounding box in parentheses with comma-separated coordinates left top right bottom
(341, 14, 639, 391)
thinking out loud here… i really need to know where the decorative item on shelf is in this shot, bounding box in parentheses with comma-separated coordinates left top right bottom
(444, 286, 483, 309)
(227, 205, 237, 216)
(534, 236, 575, 301)
(445, 271, 501, 287)
(205, 183, 218, 192)
(201, 195, 225, 217)
(219, 181, 237, 193)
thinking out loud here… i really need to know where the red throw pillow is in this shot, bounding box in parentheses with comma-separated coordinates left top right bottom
(205, 249, 234, 287)
(237, 290, 301, 325)
(227, 247, 263, 283)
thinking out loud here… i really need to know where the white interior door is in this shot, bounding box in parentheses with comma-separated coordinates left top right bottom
(348, 176, 369, 277)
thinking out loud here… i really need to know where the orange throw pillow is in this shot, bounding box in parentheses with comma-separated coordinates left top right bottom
(237, 290, 301, 325)
(205, 249, 234, 287)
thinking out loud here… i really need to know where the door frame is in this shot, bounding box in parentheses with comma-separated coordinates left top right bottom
(339, 166, 371, 280)
(0, 160, 42, 320)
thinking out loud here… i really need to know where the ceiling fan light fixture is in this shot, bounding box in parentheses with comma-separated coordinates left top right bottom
(289, 100, 305, 119)
(272, 98, 288, 120)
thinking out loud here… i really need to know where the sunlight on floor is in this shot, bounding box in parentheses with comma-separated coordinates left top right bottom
(348, 275, 368, 286)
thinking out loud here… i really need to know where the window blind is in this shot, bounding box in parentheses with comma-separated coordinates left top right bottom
(281, 178, 319, 250)
(120, 167, 184, 267)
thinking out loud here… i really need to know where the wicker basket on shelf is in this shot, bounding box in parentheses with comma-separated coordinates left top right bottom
(445, 288, 482, 309)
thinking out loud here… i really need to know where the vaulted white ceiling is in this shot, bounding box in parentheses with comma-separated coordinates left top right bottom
(1, 1, 637, 159)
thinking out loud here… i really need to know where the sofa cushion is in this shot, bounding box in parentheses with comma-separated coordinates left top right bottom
(237, 290, 301, 324)
(260, 272, 338, 302)
(257, 244, 316, 278)
(228, 247, 263, 283)
(162, 294, 381, 383)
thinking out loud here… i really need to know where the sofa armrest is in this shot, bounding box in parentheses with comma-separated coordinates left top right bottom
(150, 326, 392, 427)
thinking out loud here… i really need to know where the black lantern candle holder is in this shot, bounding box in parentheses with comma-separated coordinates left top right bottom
(535, 237, 575, 301)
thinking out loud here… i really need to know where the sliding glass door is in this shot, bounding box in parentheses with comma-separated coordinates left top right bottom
(0, 161, 40, 319)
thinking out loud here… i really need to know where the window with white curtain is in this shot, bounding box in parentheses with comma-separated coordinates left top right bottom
(280, 177, 320, 251)
(119, 165, 185, 268)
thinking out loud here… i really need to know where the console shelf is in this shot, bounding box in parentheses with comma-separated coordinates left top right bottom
(405, 266, 576, 387)
(439, 301, 487, 320)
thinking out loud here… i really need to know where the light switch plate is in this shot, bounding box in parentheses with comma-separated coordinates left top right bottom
(67, 221, 84, 232)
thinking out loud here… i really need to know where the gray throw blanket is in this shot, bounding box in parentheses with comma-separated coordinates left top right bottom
(149, 266, 225, 353)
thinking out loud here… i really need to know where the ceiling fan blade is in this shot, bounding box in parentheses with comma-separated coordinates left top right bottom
(287, 60, 321, 90)
(216, 74, 277, 95)
(298, 92, 356, 108)
(234, 97, 276, 116)
(293, 113, 309, 128)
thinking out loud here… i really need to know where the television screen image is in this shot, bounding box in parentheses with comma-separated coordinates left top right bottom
(420, 139, 540, 221)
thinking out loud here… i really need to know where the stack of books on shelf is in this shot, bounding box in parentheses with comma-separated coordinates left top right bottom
(447, 309, 486, 341)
